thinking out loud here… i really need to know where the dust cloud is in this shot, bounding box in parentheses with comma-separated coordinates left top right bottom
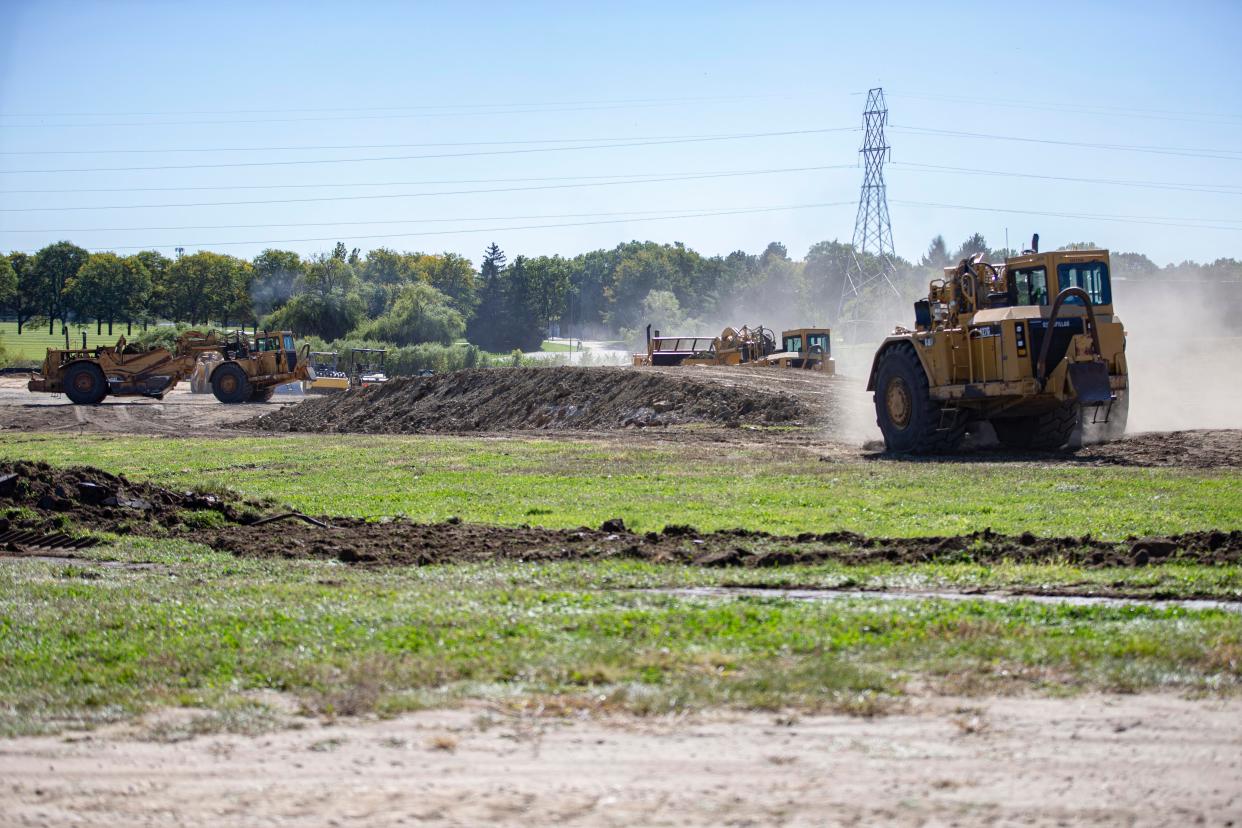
(1118, 279, 1242, 432)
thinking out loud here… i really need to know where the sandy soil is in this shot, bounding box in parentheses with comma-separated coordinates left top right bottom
(1, 694, 1239, 827)
(0, 377, 297, 436)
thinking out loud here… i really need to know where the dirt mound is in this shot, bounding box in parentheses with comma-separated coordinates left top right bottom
(1073, 429, 1242, 468)
(198, 519, 1242, 570)
(239, 367, 814, 434)
(0, 460, 263, 537)
(868, 429, 1242, 468)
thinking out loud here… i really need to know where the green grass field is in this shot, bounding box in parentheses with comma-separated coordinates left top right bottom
(1, 431, 1239, 735)
(0, 320, 154, 362)
(1, 432, 1237, 538)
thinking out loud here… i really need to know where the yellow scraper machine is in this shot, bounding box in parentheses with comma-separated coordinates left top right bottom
(868, 234, 1128, 452)
(634, 324, 834, 373)
(29, 328, 313, 404)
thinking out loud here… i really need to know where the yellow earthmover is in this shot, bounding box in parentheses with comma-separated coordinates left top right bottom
(635, 324, 835, 373)
(867, 235, 1127, 452)
(30, 328, 313, 405)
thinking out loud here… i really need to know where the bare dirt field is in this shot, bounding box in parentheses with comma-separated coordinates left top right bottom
(0, 376, 294, 436)
(2, 695, 1239, 827)
(4, 373, 1240, 468)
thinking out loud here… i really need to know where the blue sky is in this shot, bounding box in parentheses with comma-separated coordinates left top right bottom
(1, 0, 1240, 266)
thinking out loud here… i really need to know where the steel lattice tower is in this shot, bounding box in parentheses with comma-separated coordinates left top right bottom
(837, 87, 901, 334)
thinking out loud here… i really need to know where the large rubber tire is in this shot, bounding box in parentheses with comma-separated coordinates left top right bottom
(992, 402, 1079, 451)
(874, 344, 963, 453)
(211, 363, 252, 404)
(249, 385, 275, 403)
(64, 362, 108, 405)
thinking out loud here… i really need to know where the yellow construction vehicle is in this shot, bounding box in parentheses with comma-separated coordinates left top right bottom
(635, 324, 834, 372)
(189, 352, 223, 394)
(766, 328, 836, 373)
(867, 235, 1127, 452)
(30, 329, 219, 404)
(306, 351, 349, 393)
(205, 330, 314, 403)
(30, 328, 313, 405)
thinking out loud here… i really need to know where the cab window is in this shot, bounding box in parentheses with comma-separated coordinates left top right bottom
(283, 334, 295, 351)
(806, 334, 829, 354)
(257, 337, 278, 352)
(784, 335, 803, 352)
(1012, 267, 1048, 305)
(1057, 261, 1111, 305)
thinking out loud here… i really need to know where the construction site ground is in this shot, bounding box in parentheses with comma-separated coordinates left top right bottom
(1, 366, 1239, 827)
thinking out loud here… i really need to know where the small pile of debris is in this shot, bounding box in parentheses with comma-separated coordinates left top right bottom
(238, 366, 813, 434)
(0, 460, 262, 538)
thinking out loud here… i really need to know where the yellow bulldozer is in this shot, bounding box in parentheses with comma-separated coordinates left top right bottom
(635, 324, 834, 373)
(30, 328, 313, 405)
(867, 235, 1127, 452)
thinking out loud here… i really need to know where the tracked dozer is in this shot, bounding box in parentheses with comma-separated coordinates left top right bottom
(867, 235, 1127, 452)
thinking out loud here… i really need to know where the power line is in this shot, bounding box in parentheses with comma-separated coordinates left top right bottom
(889, 125, 1242, 161)
(883, 91, 1242, 126)
(0, 202, 854, 236)
(56, 201, 858, 253)
(891, 199, 1242, 230)
(0, 93, 781, 119)
(0, 164, 853, 213)
(0, 127, 854, 175)
(0, 129, 810, 156)
(0, 165, 851, 196)
(892, 161, 1242, 196)
(0, 98, 781, 129)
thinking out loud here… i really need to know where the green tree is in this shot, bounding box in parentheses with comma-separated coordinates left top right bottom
(265, 292, 364, 341)
(31, 241, 88, 334)
(132, 250, 171, 326)
(65, 252, 152, 336)
(920, 235, 952, 268)
(352, 282, 465, 346)
(952, 233, 989, 261)
(164, 251, 251, 327)
(5, 252, 41, 334)
(467, 243, 508, 349)
(0, 255, 15, 315)
(251, 249, 304, 316)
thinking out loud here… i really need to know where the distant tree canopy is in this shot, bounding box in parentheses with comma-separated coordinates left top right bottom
(4, 235, 1238, 356)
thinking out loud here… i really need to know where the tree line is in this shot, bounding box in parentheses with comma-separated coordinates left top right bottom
(2, 235, 1238, 352)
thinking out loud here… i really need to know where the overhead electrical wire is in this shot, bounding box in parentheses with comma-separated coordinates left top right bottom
(888, 125, 1242, 161)
(881, 91, 1242, 125)
(0, 203, 853, 235)
(0, 164, 853, 213)
(64, 201, 859, 252)
(0, 166, 843, 196)
(891, 199, 1242, 231)
(0, 93, 782, 120)
(0, 98, 780, 129)
(0, 129, 829, 156)
(891, 161, 1242, 196)
(0, 127, 855, 175)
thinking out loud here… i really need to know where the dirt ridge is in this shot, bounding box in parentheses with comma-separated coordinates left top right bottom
(238, 366, 814, 434)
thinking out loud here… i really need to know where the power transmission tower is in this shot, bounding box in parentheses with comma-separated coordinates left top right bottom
(837, 87, 901, 341)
